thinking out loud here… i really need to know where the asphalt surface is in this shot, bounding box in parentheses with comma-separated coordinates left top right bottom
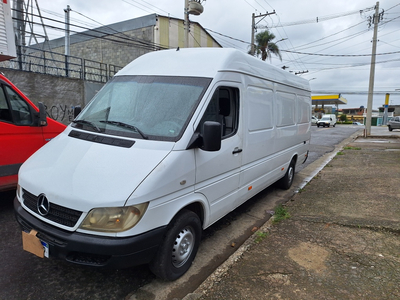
(0, 125, 386, 300)
(186, 126, 400, 300)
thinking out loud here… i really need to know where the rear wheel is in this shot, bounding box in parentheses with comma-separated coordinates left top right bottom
(279, 159, 296, 190)
(149, 209, 201, 281)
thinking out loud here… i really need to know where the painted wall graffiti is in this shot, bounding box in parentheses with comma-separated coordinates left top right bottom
(45, 104, 77, 124)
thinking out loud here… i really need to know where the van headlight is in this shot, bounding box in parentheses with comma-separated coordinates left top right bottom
(79, 203, 149, 232)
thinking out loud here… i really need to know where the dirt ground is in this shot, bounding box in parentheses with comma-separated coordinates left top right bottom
(192, 136, 400, 300)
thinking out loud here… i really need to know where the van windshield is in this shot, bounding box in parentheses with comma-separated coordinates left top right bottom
(73, 75, 211, 141)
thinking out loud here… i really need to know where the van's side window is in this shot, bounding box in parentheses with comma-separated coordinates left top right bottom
(3, 85, 33, 125)
(0, 85, 12, 122)
(198, 87, 239, 139)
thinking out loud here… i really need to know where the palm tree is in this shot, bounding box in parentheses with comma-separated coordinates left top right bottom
(254, 30, 282, 62)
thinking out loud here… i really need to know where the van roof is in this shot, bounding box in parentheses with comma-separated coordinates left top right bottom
(116, 48, 310, 91)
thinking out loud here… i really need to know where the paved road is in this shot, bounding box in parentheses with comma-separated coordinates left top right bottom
(0, 125, 362, 300)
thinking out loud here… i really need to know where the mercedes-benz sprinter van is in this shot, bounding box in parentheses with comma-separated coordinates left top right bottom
(14, 48, 311, 280)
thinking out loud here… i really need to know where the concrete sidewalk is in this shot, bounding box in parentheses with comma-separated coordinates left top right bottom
(186, 126, 400, 300)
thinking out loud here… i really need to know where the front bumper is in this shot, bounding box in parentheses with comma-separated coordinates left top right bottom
(14, 197, 166, 268)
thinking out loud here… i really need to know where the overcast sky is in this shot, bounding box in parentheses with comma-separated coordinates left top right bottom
(19, 0, 400, 109)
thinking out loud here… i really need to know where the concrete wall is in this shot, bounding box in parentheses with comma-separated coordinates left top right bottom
(0, 68, 92, 125)
(49, 26, 154, 68)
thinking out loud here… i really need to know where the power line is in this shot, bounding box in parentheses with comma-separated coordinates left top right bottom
(121, 0, 154, 15)
(281, 49, 400, 57)
(265, 7, 374, 28)
(204, 28, 251, 45)
(12, 9, 169, 52)
(294, 20, 366, 51)
(12, 16, 167, 52)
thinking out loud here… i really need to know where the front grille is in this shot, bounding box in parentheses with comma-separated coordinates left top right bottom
(22, 189, 82, 228)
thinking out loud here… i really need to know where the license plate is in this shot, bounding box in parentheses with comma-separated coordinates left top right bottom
(41, 240, 49, 258)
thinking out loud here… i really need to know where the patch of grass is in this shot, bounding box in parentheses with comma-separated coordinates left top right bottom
(337, 151, 344, 155)
(344, 146, 361, 150)
(273, 205, 291, 223)
(254, 231, 268, 243)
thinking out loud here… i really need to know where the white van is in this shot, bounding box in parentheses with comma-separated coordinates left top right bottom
(14, 48, 311, 280)
(317, 114, 336, 127)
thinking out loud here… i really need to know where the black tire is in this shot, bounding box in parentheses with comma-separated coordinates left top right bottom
(333, 123, 336, 127)
(388, 126, 393, 132)
(317, 124, 320, 127)
(149, 209, 201, 281)
(278, 159, 296, 190)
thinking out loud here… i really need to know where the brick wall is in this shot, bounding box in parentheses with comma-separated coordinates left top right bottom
(50, 27, 154, 68)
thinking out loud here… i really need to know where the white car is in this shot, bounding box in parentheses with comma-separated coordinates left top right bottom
(317, 114, 337, 127)
(311, 116, 318, 125)
(388, 116, 400, 131)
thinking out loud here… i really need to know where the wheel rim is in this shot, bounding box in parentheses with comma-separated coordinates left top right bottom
(288, 166, 294, 184)
(172, 226, 195, 268)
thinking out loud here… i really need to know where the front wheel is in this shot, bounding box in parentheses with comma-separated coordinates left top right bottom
(149, 209, 201, 281)
(388, 126, 393, 132)
(278, 159, 296, 190)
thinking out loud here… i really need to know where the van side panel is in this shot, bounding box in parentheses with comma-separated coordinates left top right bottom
(235, 76, 311, 209)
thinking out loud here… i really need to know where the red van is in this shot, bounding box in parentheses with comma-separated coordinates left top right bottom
(0, 74, 66, 192)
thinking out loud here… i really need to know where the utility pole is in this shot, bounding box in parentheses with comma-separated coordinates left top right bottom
(250, 11, 275, 56)
(184, 0, 189, 48)
(64, 5, 71, 57)
(64, 5, 71, 76)
(13, 0, 25, 70)
(184, 1, 203, 48)
(365, 2, 380, 136)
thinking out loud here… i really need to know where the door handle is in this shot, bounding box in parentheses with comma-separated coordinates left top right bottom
(232, 148, 243, 154)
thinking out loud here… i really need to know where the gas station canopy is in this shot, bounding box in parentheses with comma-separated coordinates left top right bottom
(311, 94, 347, 106)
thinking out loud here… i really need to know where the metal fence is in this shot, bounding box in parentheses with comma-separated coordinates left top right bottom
(0, 46, 123, 83)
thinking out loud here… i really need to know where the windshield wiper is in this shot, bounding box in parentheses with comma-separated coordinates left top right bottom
(72, 120, 102, 132)
(100, 120, 148, 139)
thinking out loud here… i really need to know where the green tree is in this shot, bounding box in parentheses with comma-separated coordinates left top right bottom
(340, 114, 347, 122)
(254, 30, 282, 62)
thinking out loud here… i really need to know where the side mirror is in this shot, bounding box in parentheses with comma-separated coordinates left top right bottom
(73, 106, 82, 119)
(37, 102, 47, 126)
(202, 121, 221, 151)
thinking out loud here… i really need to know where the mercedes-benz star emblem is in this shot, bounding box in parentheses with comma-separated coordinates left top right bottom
(37, 194, 50, 216)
